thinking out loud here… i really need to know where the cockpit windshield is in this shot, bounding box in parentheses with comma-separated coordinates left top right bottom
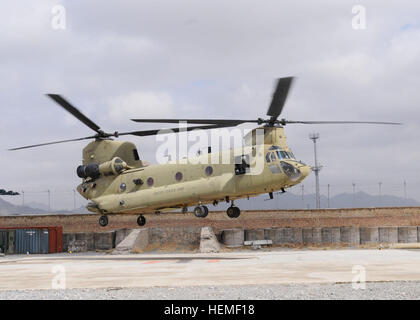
(268, 146, 295, 160)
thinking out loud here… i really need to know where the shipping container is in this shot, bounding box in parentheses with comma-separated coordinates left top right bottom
(40, 229, 49, 254)
(0, 226, 63, 254)
(49, 226, 63, 253)
(8, 230, 15, 254)
(16, 229, 41, 254)
(0, 230, 8, 254)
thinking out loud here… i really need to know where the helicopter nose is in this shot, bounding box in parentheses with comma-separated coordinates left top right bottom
(299, 164, 311, 179)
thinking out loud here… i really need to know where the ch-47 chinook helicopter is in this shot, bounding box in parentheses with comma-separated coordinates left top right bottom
(10, 77, 400, 227)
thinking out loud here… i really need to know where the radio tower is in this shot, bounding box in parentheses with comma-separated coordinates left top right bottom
(309, 133, 322, 209)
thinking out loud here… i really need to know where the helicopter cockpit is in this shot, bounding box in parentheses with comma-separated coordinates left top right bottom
(265, 145, 295, 163)
(265, 146, 302, 181)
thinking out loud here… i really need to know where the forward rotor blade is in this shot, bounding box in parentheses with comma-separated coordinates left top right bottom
(267, 77, 294, 121)
(284, 120, 402, 125)
(131, 119, 258, 126)
(9, 135, 97, 151)
(119, 124, 236, 137)
(46, 94, 102, 134)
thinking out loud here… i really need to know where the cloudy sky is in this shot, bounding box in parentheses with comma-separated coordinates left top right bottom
(1, 0, 419, 210)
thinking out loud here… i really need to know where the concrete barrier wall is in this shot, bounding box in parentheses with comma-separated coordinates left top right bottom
(63, 233, 76, 252)
(230, 225, 420, 247)
(62, 225, 420, 252)
(360, 227, 379, 244)
(263, 227, 302, 244)
(303, 228, 322, 244)
(340, 227, 360, 245)
(68, 240, 88, 253)
(221, 228, 244, 247)
(94, 231, 115, 250)
(398, 226, 418, 243)
(245, 229, 265, 241)
(379, 227, 398, 243)
(418, 227, 420, 243)
(115, 228, 130, 246)
(75, 233, 95, 251)
(321, 228, 341, 244)
(64, 227, 203, 252)
(264, 228, 275, 241)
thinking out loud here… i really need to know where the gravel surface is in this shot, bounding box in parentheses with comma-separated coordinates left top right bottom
(1, 281, 420, 300)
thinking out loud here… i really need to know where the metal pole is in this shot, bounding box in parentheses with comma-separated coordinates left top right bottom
(47, 190, 51, 211)
(301, 185, 305, 209)
(327, 184, 330, 208)
(309, 133, 321, 209)
(73, 189, 76, 210)
(379, 182, 382, 207)
(352, 183, 356, 208)
(404, 180, 407, 199)
(22, 190, 25, 206)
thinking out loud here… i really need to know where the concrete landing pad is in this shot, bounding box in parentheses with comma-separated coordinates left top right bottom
(1, 249, 420, 290)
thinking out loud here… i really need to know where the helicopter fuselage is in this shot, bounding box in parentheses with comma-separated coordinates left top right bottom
(77, 127, 311, 215)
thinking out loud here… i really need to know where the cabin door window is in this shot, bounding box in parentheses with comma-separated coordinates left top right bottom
(234, 154, 250, 175)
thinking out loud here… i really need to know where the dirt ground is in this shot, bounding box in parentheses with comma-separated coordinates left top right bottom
(1, 207, 420, 233)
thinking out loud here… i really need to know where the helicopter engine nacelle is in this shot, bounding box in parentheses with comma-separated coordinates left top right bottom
(77, 157, 128, 179)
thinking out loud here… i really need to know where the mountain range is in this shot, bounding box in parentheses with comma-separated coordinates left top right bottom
(0, 197, 89, 216)
(224, 191, 420, 210)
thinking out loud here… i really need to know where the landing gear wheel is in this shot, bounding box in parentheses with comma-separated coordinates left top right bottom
(227, 207, 235, 218)
(137, 215, 146, 226)
(232, 206, 241, 218)
(193, 205, 208, 218)
(99, 215, 108, 227)
(227, 206, 240, 218)
(201, 206, 209, 218)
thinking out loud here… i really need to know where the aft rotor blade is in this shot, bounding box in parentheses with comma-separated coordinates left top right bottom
(284, 120, 402, 125)
(119, 124, 236, 137)
(9, 135, 97, 151)
(46, 94, 102, 134)
(266, 77, 294, 121)
(131, 119, 258, 126)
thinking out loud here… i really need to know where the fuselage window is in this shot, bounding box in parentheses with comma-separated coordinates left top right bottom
(235, 154, 250, 175)
(205, 166, 213, 176)
(270, 152, 277, 162)
(175, 172, 183, 181)
(280, 151, 289, 159)
(147, 177, 154, 186)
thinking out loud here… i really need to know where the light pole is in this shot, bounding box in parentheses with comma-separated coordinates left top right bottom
(47, 189, 51, 211)
(301, 185, 305, 209)
(352, 183, 356, 208)
(22, 190, 25, 206)
(379, 182, 382, 207)
(404, 180, 407, 200)
(73, 189, 76, 210)
(327, 184, 330, 208)
(309, 133, 321, 209)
